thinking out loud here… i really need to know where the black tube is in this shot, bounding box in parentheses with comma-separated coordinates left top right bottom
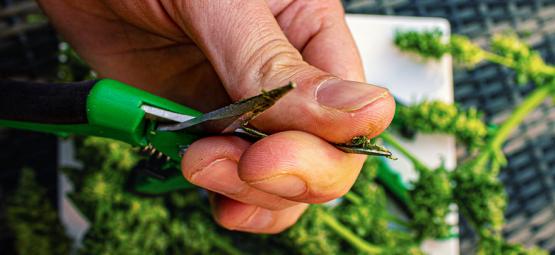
(0, 79, 96, 124)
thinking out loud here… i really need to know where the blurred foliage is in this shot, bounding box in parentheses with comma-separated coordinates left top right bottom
(409, 165, 452, 241)
(452, 157, 507, 249)
(395, 29, 555, 86)
(60, 138, 424, 255)
(57, 42, 96, 82)
(393, 100, 489, 149)
(6, 168, 72, 255)
(394, 30, 553, 254)
(394, 29, 447, 59)
(65, 137, 241, 255)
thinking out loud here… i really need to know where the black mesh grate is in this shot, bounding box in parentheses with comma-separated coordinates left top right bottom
(344, 0, 555, 253)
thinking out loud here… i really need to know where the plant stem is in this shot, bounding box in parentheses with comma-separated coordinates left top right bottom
(483, 52, 555, 74)
(344, 192, 362, 205)
(379, 132, 431, 172)
(319, 210, 382, 254)
(488, 84, 553, 151)
(483, 52, 516, 70)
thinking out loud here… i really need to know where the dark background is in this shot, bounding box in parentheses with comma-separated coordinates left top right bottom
(0, 0, 58, 253)
(3, 0, 555, 253)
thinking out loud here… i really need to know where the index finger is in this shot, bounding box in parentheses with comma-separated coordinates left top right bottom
(271, 0, 365, 82)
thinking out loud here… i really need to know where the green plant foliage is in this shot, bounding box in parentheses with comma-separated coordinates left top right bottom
(340, 158, 401, 245)
(281, 205, 342, 255)
(451, 159, 506, 236)
(395, 30, 555, 86)
(409, 165, 452, 241)
(394, 100, 488, 148)
(394, 29, 554, 254)
(490, 34, 552, 85)
(449, 35, 485, 67)
(477, 234, 548, 255)
(66, 137, 240, 255)
(395, 29, 447, 59)
(57, 42, 96, 82)
(6, 168, 72, 255)
(395, 29, 486, 67)
(67, 138, 429, 255)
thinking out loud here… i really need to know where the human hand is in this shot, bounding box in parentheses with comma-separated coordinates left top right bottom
(39, 0, 395, 233)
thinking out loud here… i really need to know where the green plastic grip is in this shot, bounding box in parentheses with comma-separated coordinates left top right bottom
(0, 79, 201, 147)
(0, 79, 206, 194)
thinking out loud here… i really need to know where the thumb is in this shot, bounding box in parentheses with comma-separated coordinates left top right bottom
(162, 0, 395, 143)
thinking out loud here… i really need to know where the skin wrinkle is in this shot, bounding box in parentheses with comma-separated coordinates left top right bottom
(189, 156, 297, 210)
(102, 29, 182, 55)
(159, 1, 270, 97)
(116, 16, 177, 91)
(159, 1, 210, 51)
(154, 0, 187, 38)
(253, 44, 303, 91)
(188, 159, 280, 201)
(187, 152, 239, 173)
(235, 35, 296, 95)
(241, 132, 333, 178)
(102, 0, 183, 41)
(247, 173, 309, 199)
(281, 1, 326, 51)
(300, 8, 342, 55)
(267, 0, 295, 16)
(237, 206, 263, 230)
(188, 157, 232, 181)
(276, 0, 343, 54)
(163, 62, 229, 111)
(222, 184, 251, 198)
(212, 197, 256, 230)
(236, 207, 276, 231)
(239, 131, 360, 203)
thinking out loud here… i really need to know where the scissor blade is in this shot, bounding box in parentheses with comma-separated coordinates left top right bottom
(157, 82, 295, 134)
(335, 145, 395, 159)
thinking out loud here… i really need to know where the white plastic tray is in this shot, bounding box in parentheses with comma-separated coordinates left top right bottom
(346, 14, 458, 254)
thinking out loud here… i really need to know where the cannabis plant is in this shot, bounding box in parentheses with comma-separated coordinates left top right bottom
(5, 30, 553, 255)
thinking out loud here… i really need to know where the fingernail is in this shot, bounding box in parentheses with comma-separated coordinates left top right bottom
(190, 159, 246, 195)
(316, 79, 389, 112)
(239, 208, 274, 230)
(248, 174, 307, 198)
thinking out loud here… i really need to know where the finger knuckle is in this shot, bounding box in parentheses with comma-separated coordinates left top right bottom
(214, 216, 237, 231)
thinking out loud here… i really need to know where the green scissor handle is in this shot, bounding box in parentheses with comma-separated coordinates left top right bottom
(0, 78, 396, 195)
(0, 79, 202, 194)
